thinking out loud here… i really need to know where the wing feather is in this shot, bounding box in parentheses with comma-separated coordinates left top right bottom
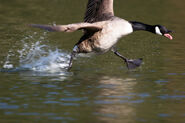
(29, 23, 102, 32)
(84, 0, 114, 23)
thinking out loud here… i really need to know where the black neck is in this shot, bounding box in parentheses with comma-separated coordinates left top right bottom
(129, 21, 155, 34)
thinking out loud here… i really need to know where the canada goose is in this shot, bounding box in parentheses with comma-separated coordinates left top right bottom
(29, 0, 173, 70)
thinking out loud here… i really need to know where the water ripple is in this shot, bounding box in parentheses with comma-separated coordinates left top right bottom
(0, 103, 19, 109)
(158, 94, 185, 100)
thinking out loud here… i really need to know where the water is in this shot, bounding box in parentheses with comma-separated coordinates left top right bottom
(0, 0, 185, 123)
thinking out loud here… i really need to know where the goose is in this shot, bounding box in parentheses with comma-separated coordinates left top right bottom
(29, 0, 173, 70)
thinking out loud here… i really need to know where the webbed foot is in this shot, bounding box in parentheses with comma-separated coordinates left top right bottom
(125, 58, 143, 69)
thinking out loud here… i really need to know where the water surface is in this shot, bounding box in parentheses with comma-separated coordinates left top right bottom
(0, 0, 185, 123)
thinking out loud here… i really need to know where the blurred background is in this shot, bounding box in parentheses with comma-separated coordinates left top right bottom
(0, 0, 185, 122)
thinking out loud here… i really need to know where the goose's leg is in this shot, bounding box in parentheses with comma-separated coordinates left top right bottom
(67, 45, 79, 71)
(112, 47, 143, 69)
(68, 51, 76, 71)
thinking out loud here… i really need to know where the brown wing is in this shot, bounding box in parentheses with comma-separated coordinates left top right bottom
(29, 23, 102, 32)
(28, 24, 65, 32)
(84, 0, 114, 23)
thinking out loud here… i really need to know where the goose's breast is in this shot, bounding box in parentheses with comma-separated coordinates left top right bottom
(97, 19, 133, 50)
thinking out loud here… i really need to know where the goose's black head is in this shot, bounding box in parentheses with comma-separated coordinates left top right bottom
(154, 25, 173, 40)
(130, 21, 173, 40)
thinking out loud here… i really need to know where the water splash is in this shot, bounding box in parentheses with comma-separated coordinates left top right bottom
(18, 41, 70, 73)
(3, 51, 14, 69)
(2, 32, 71, 74)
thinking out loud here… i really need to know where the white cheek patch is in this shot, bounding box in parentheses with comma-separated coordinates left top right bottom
(155, 27, 162, 35)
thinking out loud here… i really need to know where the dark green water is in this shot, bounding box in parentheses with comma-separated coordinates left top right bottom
(0, 0, 185, 123)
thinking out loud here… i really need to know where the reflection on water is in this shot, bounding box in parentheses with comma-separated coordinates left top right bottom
(0, 73, 146, 122)
(95, 76, 138, 123)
